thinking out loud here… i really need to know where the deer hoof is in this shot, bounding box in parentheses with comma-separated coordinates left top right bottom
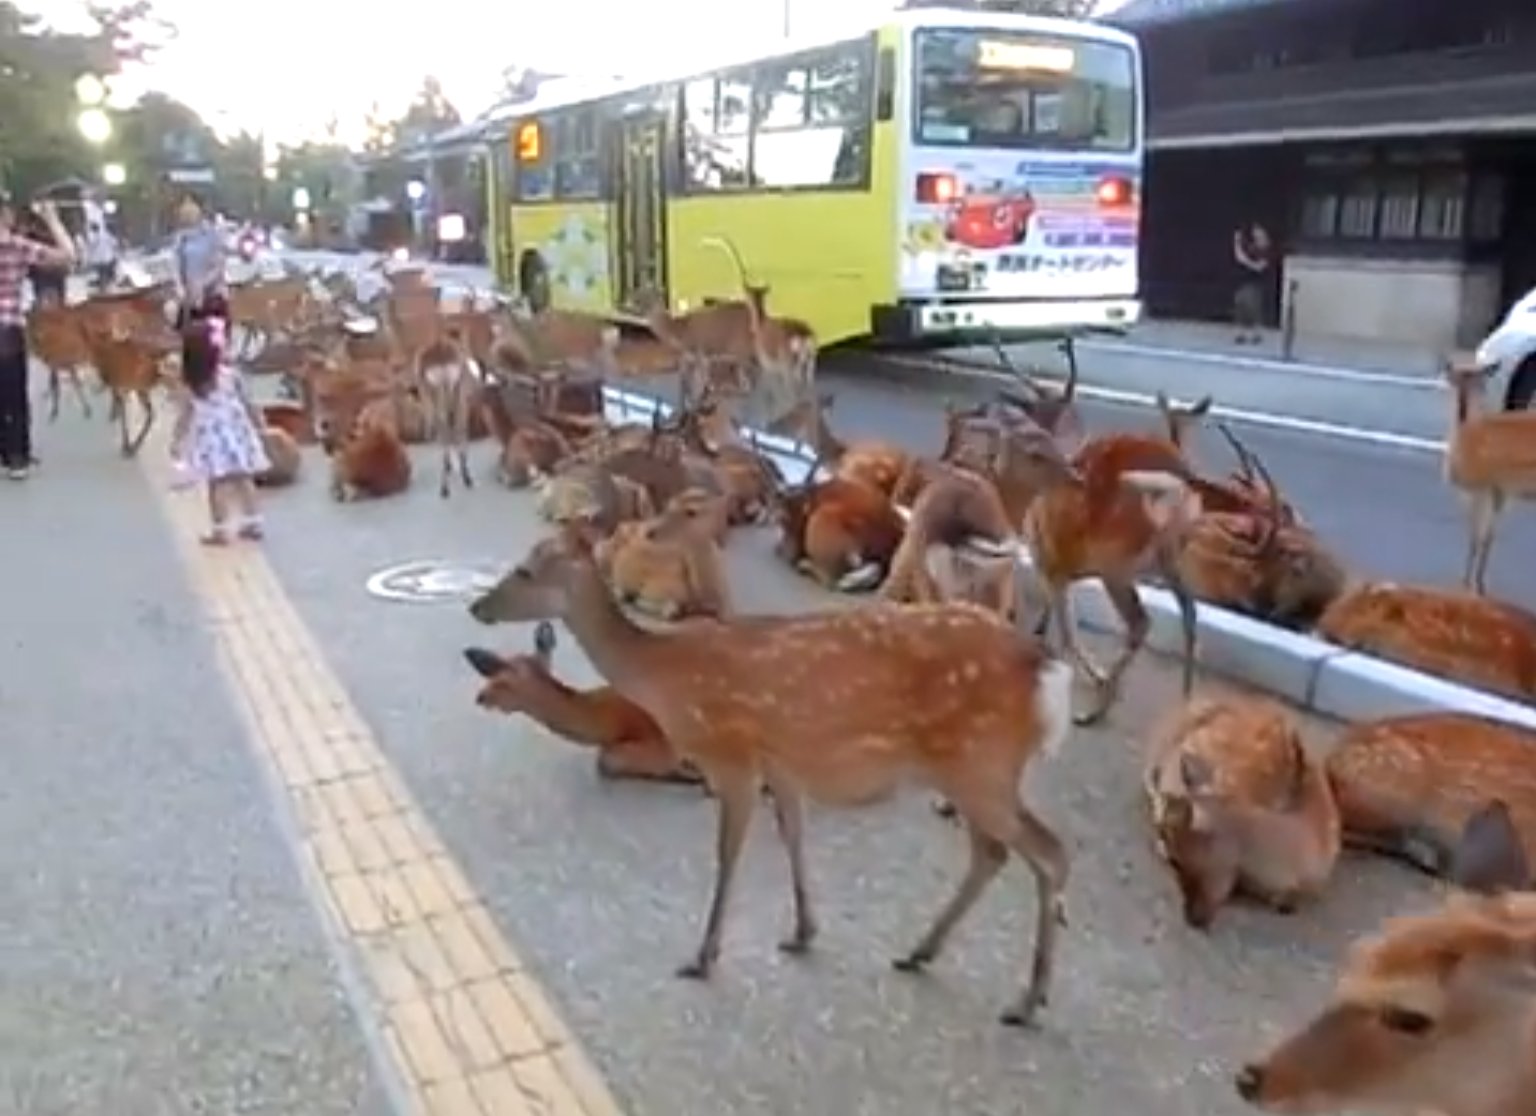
(675, 957, 713, 981)
(892, 950, 933, 974)
(778, 925, 817, 956)
(999, 996, 1047, 1029)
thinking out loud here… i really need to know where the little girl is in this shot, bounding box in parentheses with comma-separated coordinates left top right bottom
(169, 318, 270, 545)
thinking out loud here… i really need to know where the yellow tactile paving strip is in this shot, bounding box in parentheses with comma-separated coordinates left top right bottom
(140, 442, 625, 1116)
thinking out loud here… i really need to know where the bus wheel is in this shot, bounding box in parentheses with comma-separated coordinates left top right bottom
(1502, 354, 1536, 411)
(519, 250, 551, 313)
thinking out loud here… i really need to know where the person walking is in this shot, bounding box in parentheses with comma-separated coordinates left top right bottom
(83, 211, 119, 293)
(1232, 222, 1273, 345)
(0, 194, 75, 480)
(171, 192, 228, 327)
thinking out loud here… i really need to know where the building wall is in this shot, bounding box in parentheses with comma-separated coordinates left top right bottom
(1283, 254, 1501, 351)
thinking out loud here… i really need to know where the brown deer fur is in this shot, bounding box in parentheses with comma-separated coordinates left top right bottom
(880, 468, 1019, 612)
(1327, 713, 1536, 879)
(1443, 358, 1536, 593)
(328, 408, 411, 502)
(1236, 803, 1536, 1116)
(256, 427, 302, 487)
(773, 471, 906, 592)
(468, 524, 1076, 1026)
(1146, 697, 1341, 929)
(1315, 582, 1536, 704)
(463, 622, 701, 785)
(594, 493, 732, 621)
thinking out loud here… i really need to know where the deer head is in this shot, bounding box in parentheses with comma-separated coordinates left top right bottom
(1236, 799, 1536, 1115)
(468, 526, 605, 625)
(1155, 390, 1213, 450)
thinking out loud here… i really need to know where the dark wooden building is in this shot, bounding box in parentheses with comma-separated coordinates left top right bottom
(1112, 0, 1536, 351)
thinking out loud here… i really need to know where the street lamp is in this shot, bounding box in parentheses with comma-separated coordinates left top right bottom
(291, 186, 311, 211)
(102, 162, 126, 187)
(74, 73, 106, 107)
(406, 179, 426, 203)
(77, 107, 112, 145)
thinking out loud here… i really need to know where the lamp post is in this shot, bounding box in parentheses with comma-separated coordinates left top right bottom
(101, 162, 126, 188)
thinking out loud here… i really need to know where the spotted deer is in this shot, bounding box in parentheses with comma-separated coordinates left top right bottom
(1236, 800, 1534, 1116)
(468, 523, 1075, 1026)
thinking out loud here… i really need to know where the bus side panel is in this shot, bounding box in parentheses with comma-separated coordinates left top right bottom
(664, 26, 903, 349)
(508, 202, 616, 314)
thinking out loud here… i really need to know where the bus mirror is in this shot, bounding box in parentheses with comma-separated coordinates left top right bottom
(876, 47, 896, 122)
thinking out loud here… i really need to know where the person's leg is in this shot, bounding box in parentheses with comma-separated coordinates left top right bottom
(202, 479, 232, 544)
(0, 324, 33, 476)
(231, 476, 263, 538)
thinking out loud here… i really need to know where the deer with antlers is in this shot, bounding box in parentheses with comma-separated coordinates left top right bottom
(1444, 355, 1536, 594)
(468, 525, 1076, 1026)
(1235, 800, 1534, 1116)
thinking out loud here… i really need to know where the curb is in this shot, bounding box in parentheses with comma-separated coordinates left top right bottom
(600, 386, 1536, 735)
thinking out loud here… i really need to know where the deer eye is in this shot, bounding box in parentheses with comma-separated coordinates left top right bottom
(513, 567, 533, 581)
(1378, 1006, 1435, 1036)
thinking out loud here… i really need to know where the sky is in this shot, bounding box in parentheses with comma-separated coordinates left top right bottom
(24, 0, 1123, 145)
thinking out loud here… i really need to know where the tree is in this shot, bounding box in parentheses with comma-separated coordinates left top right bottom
(396, 75, 460, 146)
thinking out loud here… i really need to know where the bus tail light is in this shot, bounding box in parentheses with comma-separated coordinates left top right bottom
(916, 172, 958, 204)
(1096, 175, 1133, 207)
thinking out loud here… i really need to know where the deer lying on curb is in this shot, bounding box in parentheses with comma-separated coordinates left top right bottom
(1146, 696, 1341, 929)
(468, 523, 1075, 1027)
(772, 458, 906, 592)
(1235, 800, 1534, 1116)
(1444, 355, 1536, 594)
(596, 492, 733, 621)
(1315, 581, 1536, 704)
(464, 621, 703, 785)
(1327, 712, 1536, 879)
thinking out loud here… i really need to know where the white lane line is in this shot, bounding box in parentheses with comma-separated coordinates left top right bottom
(910, 359, 1447, 454)
(1078, 339, 1442, 391)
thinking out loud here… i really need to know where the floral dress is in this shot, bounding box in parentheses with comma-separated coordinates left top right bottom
(183, 367, 270, 481)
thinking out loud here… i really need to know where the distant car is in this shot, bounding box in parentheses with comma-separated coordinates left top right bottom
(1474, 287, 1536, 409)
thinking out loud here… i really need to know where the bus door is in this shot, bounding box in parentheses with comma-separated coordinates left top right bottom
(612, 109, 668, 311)
(490, 139, 517, 290)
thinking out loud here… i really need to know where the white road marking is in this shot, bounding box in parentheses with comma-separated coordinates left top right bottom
(1079, 338, 1442, 391)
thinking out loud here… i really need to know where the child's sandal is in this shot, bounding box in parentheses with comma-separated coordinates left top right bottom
(199, 531, 231, 547)
(237, 520, 264, 540)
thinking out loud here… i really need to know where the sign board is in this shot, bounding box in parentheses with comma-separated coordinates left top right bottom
(166, 167, 216, 184)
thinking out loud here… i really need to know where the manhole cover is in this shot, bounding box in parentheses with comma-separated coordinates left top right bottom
(366, 559, 506, 604)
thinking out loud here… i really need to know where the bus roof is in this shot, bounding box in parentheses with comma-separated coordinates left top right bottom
(476, 6, 1138, 141)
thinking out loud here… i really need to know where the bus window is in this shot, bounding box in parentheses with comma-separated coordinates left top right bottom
(913, 29, 1136, 152)
(554, 110, 602, 199)
(513, 118, 554, 201)
(751, 42, 872, 190)
(682, 75, 751, 191)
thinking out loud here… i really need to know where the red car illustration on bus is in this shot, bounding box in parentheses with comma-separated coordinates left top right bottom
(944, 187, 1036, 250)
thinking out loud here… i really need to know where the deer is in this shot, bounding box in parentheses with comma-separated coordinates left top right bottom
(316, 376, 412, 502)
(255, 426, 302, 487)
(467, 523, 1076, 1027)
(85, 322, 177, 457)
(772, 457, 907, 592)
(1443, 356, 1536, 594)
(1234, 800, 1535, 1116)
(463, 621, 703, 785)
(416, 334, 478, 498)
(1024, 393, 1213, 724)
(1327, 712, 1536, 880)
(879, 465, 1024, 614)
(27, 302, 95, 420)
(798, 393, 912, 500)
(692, 237, 818, 407)
(595, 491, 733, 621)
(1314, 582, 1536, 705)
(1146, 696, 1341, 929)
(668, 387, 784, 525)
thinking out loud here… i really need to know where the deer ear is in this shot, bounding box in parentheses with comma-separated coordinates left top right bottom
(1450, 800, 1530, 895)
(1155, 389, 1171, 413)
(463, 647, 508, 679)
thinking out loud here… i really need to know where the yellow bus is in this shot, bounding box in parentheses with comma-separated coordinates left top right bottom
(481, 5, 1143, 348)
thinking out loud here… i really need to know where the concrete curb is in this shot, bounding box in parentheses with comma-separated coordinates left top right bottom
(601, 385, 1536, 734)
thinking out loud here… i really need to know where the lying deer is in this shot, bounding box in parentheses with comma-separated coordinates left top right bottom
(321, 395, 412, 502)
(1444, 356, 1536, 594)
(595, 491, 733, 621)
(772, 463, 906, 592)
(468, 523, 1075, 1027)
(1147, 696, 1341, 928)
(463, 621, 702, 785)
(1235, 800, 1534, 1116)
(1327, 712, 1536, 878)
(1315, 581, 1536, 704)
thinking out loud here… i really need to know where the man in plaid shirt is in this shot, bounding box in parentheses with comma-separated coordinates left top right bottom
(0, 192, 75, 479)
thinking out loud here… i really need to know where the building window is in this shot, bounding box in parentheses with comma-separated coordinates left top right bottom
(1337, 180, 1379, 238)
(1418, 171, 1466, 240)
(1377, 175, 1420, 239)
(680, 36, 874, 194)
(553, 110, 602, 199)
(1300, 187, 1339, 239)
(1468, 174, 1504, 242)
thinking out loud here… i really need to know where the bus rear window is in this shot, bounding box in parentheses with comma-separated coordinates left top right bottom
(914, 29, 1137, 152)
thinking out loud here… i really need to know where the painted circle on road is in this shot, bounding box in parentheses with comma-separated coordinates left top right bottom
(366, 559, 506, 604)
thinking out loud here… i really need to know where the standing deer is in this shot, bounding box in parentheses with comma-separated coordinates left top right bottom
(468, 524, 1076, 1027)
(417, 334, 478, 498)
(1443, 356, 1536, 594)
(1235, 801, 1534, 1116)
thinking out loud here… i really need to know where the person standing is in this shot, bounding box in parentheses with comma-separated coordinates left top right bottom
(1232, 222, 1273, 345)
(0, 194, 75, 479)
(171, 192, 228, 327)
(83, 205, 119, 293)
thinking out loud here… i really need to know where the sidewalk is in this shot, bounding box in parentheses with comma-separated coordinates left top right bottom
(1098, 319, 1446, 380)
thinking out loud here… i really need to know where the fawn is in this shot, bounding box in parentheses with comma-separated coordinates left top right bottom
(1236, 800, 1534, 1116)
(1443, 356, 1536, 594)
(1328, 712, 1536, 879)
(464, 621, 702, 785)
(468, 523, 1076, 1026)
(1147, 696, 1341, 928)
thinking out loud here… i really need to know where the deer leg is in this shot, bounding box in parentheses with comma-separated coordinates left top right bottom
(438, 438, 452, 499)
(70, 369, 92, 419)
(116, 390, 134, 455)
(1470, 492, 1503, 595)
(894, 821, 1008, 972)
(46, 368, 61, 422)
(1049, 586, 1108, 691)
(126, 390, 154, 457)
(1075, 577, 1148, 727)
(677, 767, 757, 981)
(1152, 539, 1199, 697)
(996, 806, 1069, 1027)
(762, 772, 818, 955)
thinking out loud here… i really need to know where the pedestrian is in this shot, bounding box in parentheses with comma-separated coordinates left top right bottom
(83, 213, 119, 293)
(167, 317, 269, 545)
(1232, 222, 1273, 345)
(0, 194, 76, 480)
(171, 191, 228, 328)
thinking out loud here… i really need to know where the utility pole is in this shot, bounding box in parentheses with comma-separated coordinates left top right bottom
(783, 0, 791, 37)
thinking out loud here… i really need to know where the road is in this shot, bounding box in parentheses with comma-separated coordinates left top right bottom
(4, 391, 1447, 1115)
